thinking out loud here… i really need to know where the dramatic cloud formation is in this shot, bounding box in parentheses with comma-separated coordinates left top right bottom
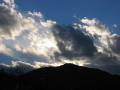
(0, 0, 120, 75)
(52, 25, 97, 60)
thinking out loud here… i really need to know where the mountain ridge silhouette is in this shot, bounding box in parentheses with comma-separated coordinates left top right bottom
(0, 63, 120, 90)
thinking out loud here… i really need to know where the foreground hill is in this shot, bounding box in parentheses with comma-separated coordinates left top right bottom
(0, 63, 120, 90)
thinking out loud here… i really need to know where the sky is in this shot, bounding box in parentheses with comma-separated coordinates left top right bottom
(1, 0, 120, 75)
(15, 0, 120, 26)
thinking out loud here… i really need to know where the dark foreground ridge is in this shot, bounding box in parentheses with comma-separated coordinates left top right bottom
(0, 63, 120, 90)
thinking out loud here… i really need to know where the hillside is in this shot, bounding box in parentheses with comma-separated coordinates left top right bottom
(0, 63, 120, 90)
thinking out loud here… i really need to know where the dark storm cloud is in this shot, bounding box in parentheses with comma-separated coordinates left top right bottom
(52, 25, 97, 60)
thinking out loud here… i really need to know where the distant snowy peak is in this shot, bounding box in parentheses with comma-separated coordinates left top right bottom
(0, 63, 34, 75)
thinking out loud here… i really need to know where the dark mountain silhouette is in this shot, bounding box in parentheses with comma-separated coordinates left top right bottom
(0, 63, 120, 90)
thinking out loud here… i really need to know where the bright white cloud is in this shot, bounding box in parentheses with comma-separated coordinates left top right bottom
(74, 18, 112, 54)
(0, 0, 59, 65)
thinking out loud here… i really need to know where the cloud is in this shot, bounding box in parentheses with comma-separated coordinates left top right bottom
(3, 0, 15, 7)
(52, 25, 97, 60)
(0, 0, 58, 63)
(87, 53, 120, 74)
(78, 18, 111, 53)
(0, 6, 17, 35)
(109, 34, 120, 54)
(113, 24, 118, 28)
